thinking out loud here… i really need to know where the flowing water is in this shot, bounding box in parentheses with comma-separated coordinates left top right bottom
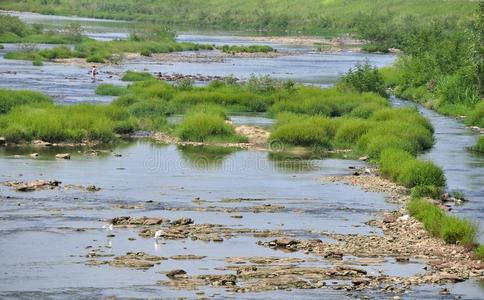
(0, 11, 483, 300)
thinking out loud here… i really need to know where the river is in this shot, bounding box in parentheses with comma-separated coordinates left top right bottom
(0, 11, 482, 300)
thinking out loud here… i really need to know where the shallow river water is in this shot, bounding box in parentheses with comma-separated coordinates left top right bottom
(0, 11, 483, 300)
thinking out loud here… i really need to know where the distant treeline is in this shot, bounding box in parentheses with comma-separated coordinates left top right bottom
(0, 0, 476, 35)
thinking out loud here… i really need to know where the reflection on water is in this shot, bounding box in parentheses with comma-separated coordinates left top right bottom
(178, 145, 240, 169)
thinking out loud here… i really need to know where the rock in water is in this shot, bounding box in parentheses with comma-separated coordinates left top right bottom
(55, 153, 71, 160)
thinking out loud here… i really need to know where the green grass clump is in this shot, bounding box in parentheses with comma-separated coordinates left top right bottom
(407, 198, 478, 246)
(32, 59, 43, 66)
(0, 104, 136, 143)
(95, 84, 127, 96)
(470, 137, 484, 153)
(177, 112, 246, 143)
(411, 185, 442, 199)
(0, 89, 52, 114)
(380, 148, 446, 188)
(121, 71, 154, 81)
(466, 101, 484, 128)
(476, 245, 484, 261)
(333, 119, 374, 148)
(398, 160, 446, 188)
(269, 116, 336, 148)
(218, 45, 275, 53)
(0, 44, 4, 49)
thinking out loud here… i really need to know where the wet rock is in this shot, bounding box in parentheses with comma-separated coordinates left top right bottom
(166, 269, 187, 279)
(0, 137, 6, 146)
(358, 156, 368, 161)
(251, 204, 285, 213)
(230, 215, 243, 219)
(4, 180, 62, 192)
(29, 153, 39, 158)
(108, 252, 166, 269)
(172, 217, 194, 226)
(111, 216, 167, 226)
(86, 185, 101, 192)
(55, 153, 71, 160)
(395, 256, 410, 263)
(170, 255, 207, 260)
(352, 278, 370, 286)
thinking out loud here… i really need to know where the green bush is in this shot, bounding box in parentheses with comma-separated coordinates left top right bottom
(380, 148, 414, 180)
(340, 62, 387, 97)
(95, 84, 126, 96)
(176, 112, 246, 142)
(121, 71, 154, 81)
(407, 198, 478, 246)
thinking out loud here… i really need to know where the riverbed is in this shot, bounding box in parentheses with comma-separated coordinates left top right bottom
(0, 11, 483, 300)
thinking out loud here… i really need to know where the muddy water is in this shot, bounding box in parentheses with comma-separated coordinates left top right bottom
(0, 11, 483, 300)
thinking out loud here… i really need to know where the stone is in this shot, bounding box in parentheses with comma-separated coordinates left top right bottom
(86, 185, 101, 192)
(172, 217, 194, 226)
(29, 153, 39, 158)
(55, 153, 71, 160)
(166, 269, 187, 279)
(0, 137, 6, 146)
(358, 156, 368, 161)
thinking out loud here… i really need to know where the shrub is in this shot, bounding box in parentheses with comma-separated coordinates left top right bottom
(340, 61, 387, 97)
(95, 84, 126, 96)
(121, 71, 154, 81)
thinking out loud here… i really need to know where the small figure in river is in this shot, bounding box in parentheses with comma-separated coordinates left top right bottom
(90, 66, 97, 83)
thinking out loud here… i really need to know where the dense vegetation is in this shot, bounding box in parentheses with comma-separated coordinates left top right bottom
(217, 45, 274, 54)
(1, 15, 211, 63)
(0, 15, 87, 44)
(408, 198, 478, 246)
(378, 3, 483, 126)
(0, 1, 475, 35)
(470, 137, 484, 153)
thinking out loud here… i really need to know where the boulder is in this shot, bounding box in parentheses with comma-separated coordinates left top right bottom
(55, 153, 71, 160)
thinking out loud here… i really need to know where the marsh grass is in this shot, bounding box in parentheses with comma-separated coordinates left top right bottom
(0, 104, 136, 143)
(0, 89, 52, 114)
(121, 71, 154, 81)
(177, 112, 247, 143)
(470, 137, 484, 153)
(407, 198, 478, 246)
(95, 84, 127, 96)
(217, 45, 274, 53)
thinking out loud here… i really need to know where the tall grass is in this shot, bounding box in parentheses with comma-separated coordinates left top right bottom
(470, 137, 484, 153)
(0, 104, 136, 143)
(176, 112, 246, 143)
(407, 198, 478, 246)
(0, 89, 52, 114)
(269, 117, 336, 148)
(121, 71, 154, 82)
(95, 84, 127, 96)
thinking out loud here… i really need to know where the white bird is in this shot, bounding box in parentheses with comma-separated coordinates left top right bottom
(102, 223, 114, 231)
(154, 230, 163, 239)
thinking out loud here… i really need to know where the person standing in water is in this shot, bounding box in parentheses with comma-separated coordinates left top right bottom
(90, 66, 97, 83)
